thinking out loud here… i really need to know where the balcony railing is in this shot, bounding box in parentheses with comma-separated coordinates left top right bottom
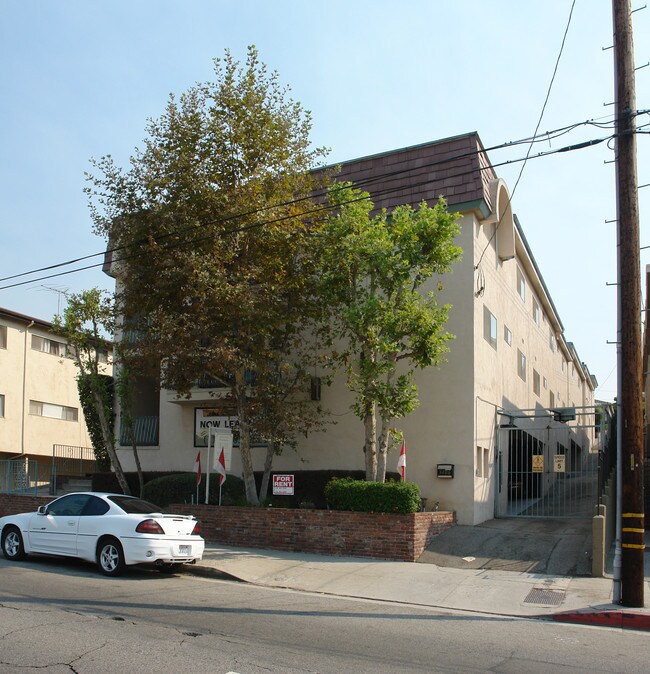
(196, 371, 257, 388)
(119, 415, 159, 446)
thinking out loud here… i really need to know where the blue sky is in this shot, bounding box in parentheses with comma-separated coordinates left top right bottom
(1, 0, 648, 401)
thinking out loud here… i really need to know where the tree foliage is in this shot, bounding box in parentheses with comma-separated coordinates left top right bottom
(76, 374, 112, 472)
(316, 183, 462, 482)
(87, 47, 330, 505)
(52, 288, 132, 494)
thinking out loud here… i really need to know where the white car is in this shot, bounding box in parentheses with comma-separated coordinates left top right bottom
(0, 492, 205, 576)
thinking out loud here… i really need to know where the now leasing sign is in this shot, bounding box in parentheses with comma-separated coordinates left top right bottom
(272, 474, 294, 495)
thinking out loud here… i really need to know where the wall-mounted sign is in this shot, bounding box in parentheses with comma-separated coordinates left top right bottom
(553, 454, 566, 473)
(436, 464, 454, 479)
(532, 455, 544, 473)
(194, 409, 239, 447)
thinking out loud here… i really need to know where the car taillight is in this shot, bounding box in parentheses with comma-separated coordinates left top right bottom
(136, 519, 165, 534)
(191, 521, 200, 536)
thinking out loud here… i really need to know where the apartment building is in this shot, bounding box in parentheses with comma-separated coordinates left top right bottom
(0, 308, 109, 487)
(107, 132, 598, 525)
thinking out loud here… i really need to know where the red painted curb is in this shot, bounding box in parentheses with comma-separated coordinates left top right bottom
(553, 610, 650, 631)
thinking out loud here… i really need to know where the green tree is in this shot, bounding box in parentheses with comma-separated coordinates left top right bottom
(53, 288, 132, 494)
(87, 47, 329, 505)
(317, 183, 462, 482)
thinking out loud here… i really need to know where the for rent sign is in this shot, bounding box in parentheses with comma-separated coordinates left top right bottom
(272, 474, 294, 495)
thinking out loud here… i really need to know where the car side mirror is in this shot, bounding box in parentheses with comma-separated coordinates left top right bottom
(37, 505, 48, 515)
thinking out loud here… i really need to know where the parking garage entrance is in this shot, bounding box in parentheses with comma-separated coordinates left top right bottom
(495, 408, 603, 519)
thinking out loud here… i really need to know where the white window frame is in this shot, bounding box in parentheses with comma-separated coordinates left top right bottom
(29, 400, 78, 422)
(517, 349, 527, 382)
(31, 334, 67, 357)
(517, 267, 526, 302)
(533, 299, 540, 326)
(483, 306, 497, 350)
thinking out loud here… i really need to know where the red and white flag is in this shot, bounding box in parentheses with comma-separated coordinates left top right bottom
(215, 447, 227, 487)
(397, 440, 406, 480)
(193, 451, 201, 486)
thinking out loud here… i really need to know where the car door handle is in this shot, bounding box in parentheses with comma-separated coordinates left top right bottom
(67, 521, 76, 526)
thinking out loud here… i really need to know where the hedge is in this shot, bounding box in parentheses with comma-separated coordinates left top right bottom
(324, 477, 421, 513)
(143, 473, 246, 508)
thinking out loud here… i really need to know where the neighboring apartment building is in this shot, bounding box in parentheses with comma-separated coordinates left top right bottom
(106, 132, 598, 525)
(0, 308, 110, 487)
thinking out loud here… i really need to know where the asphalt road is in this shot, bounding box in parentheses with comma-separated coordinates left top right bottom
(0, 555, 648, 673)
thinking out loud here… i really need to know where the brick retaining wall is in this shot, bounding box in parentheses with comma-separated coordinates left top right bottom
(0, 494, 50, 517)
(0, 495, 456, 562)
(171, 504, 456, 562)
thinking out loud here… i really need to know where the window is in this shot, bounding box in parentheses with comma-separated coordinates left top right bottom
(82, 495, 110, 516)
(517, 349, 526, 381)
(549, 331, 555, 352)
(31, 334, 67, 357)
(0, 394, 4, 417)
(29, 400, 78, 422)
(533, 299, 540, 326)
(517, 267, 526, 301)
(562, 358, 566, 373)
(543, 376, 548, 390)
(550, 390, 555, 408)
(483, 306, 497, 350)
(476, 447, 490, 479)
(533, 370, 541, 396)
(46, 494, 90, 516)
(97, 348, 109, 363)
(0, 325, 6, 349)
(504, 325, 512, 346)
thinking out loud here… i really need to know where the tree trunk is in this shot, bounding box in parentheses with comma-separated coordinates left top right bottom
(131, 437, 145, 498)
(235, 369, 259, 505)
(259, 440, 276, 502)
(363, 402, 377, 481)
(92, 385, 130, 495)
(376, 415, 393, 483)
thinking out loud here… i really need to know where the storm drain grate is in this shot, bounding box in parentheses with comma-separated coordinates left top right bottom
(524, 588, 566, 606)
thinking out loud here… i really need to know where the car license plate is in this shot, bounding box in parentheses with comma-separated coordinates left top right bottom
(179, 545, 191, 555)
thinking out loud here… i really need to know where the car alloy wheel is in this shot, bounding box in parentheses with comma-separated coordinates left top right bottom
(2, 527, 26, 561)
(97, 538, 125, 577)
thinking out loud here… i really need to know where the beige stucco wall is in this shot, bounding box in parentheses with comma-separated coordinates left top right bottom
(113, 190, 595, 527)
(0, 316, 96, 460)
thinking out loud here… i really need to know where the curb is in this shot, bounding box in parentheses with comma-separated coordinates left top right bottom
(553, 610, 650, 632)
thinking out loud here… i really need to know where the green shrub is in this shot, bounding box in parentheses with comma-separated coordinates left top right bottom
(324, 478, 420, 514)
(143, 473, 246, 508)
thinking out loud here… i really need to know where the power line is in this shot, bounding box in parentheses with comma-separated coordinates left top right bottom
(0, 132, 613, 292)
(0, 114, 619, 287)
(474, 0, 576, 270)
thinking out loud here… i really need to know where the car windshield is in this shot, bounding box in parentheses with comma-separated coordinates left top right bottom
(108, 495, 164, 514)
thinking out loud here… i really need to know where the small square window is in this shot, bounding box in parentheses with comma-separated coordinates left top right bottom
(533, 299, 540, 326)
(517, 349, 527, 382)
(483, 306, 497, 350)
(517, 268, 526, 302)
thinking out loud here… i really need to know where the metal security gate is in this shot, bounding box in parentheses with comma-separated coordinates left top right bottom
(496, 408, 602, 519)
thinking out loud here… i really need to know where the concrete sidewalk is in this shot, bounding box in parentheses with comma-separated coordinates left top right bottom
(187, 543, 650, 631)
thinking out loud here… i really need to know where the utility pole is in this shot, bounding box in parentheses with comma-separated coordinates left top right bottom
(613, 0, 644, 608)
